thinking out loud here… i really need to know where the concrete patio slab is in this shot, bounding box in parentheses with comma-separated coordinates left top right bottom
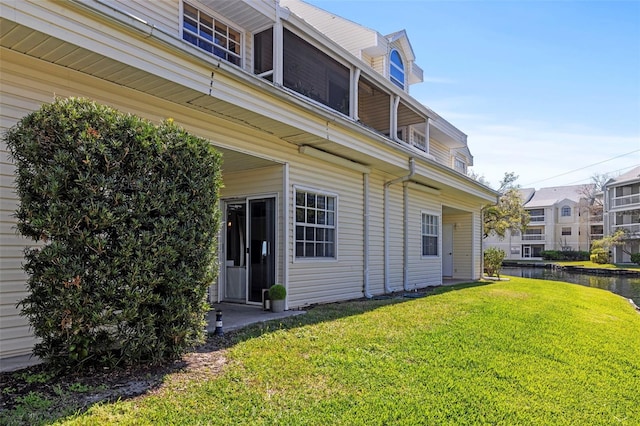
(206, 303, 306, 334)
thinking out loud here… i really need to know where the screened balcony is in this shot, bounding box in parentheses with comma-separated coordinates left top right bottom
(253, 26, 431, 154)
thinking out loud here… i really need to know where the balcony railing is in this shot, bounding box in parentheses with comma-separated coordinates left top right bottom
(613, 194, 640, 208)
(529, 216, 545, 222)
(522, 235, 545, 241)
(613, 223, 640, 238)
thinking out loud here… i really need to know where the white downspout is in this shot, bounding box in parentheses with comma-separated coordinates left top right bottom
(283, 163, 290, 308)
(384, 158, 415, 293)
(363, 172, 372, 298)
(403, 181, 410, 291)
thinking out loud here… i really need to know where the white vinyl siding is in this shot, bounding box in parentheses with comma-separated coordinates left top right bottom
(288, 160, 364, 307)
(428, 139, 450, 168)
(108, 0, 179, 33)
(371, 55, 385, 75)
(386, 183, 404, 292)
(367, 172, 386, 295)
(407, 188, 441, 288)
(0, 71, 45, 359)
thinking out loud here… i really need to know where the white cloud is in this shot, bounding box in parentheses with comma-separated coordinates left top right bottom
(416, 94, 640, 189)
(465, 123, 640, 189)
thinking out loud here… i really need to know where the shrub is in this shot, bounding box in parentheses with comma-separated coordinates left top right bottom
(5, 98, 222, 369)
(269, 284, 287, 300)
(541, 250, 562, 261)
(631, 253, 640, 266)
(484, 247, 506, 278)
(590, 248, 609, 264)
(541, 250, 590, 261)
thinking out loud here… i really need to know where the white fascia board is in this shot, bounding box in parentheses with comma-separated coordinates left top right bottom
(431, 116, 467, 143)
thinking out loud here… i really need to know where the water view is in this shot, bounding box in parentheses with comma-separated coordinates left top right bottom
(502, 267, 640, 307)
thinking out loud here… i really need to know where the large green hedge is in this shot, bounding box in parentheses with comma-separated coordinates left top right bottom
(5, 98, 222, 368)
(540, 250, 590, 261)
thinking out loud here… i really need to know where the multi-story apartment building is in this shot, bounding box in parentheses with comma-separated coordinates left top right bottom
(604, 166, 640, 263)
(485, 185, 596, 259)
(0, 0, 497, 362)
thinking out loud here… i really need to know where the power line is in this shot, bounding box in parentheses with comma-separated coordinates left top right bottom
(522, 149, 640, 186)
(562, 164, 640, 186)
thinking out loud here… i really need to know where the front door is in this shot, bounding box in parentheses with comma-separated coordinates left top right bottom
(224, 197, 276, 303)
(248, 197, 276, 303)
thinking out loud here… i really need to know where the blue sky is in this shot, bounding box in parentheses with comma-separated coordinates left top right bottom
(307, 0, 640, 189)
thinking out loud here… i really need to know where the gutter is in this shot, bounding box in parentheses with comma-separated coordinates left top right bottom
(384, 158, 415, 293)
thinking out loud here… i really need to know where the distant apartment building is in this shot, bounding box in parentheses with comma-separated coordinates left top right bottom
(604, 166, 640, 263)
(485, 185, 600, 259)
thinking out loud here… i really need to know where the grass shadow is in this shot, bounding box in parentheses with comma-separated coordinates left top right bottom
(0, 281, 490, 425)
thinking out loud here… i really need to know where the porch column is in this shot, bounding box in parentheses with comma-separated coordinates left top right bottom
(350, 67, 360, 120)
(425, 117, 430, 153)
(273, 2, 284, 86)
(390, 95, 399, 140)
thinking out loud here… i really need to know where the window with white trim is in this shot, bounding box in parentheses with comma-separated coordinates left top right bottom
(561, 206, 571, 217)
(182, 3, 242, 66)
(561, 227, 572, 236)
(421, 213, 439, 256)
(295, 189, 336, 258)
(454, 157, 467, 174)
(390, 49, 405, 89)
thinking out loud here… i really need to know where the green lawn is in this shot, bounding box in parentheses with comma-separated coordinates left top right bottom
(556, 260, 640, 270)
(45, 279, 640, 424)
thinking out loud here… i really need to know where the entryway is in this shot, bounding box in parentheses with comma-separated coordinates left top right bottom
(207, 304, 305, 333)
(224, 197, 276, 304)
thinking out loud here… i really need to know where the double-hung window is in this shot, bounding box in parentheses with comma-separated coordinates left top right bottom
(182, 3, 242, 66)
(561, 206, 571, 217)
(295, 189, 336, 259)
(422, 213, 439, 256)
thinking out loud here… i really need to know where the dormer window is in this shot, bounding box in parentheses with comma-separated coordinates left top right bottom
(561, 206, 571, 217)
(454, 157, 467, 174)
(390, 49, 405, 89)
(182, 3, 242, 66)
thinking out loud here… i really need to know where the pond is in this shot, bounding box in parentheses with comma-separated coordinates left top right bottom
(502, 266, 640, 307)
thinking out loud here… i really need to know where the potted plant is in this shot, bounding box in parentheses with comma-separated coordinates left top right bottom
(269, 284, 286, 313)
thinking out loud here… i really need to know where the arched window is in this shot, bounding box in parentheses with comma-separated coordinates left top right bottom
(561, 206, 571, 217)
(390, 49, 405, 89)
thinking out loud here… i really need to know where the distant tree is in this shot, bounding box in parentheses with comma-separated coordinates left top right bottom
(579, 173, 609, 215)
(497, 171, 519, 193)
(467, 169, 491, 187)
(590, 229, 626, 264)
(578, 173, 611, 247)
(483, 172, 530, 239)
